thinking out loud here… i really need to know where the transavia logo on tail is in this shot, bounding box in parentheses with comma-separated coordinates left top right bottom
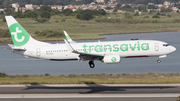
(111, 57, 117, 62)
(9, 23, 30, 46)
(11, 27, 24, 42)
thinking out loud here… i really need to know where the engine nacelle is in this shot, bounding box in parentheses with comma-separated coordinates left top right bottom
(102, 55, 121, 64)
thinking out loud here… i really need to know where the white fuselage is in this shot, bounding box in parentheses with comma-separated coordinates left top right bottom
(14, 40, 176, 61)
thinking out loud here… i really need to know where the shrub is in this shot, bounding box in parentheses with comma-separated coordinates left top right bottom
(34, 30, 63, 38)
(26, 11, 38, 19)
(172, 19, 180, 23)
(40, 5, 52, 12)
(0, 11, 4, 14)
(76, 14, 81, 19)
(75, 9, 106, 20)
(35, 18, 48, 23)
(68, 74, 77, 78)
(134, 12, 139, 16)
(144, 16, 149, 18)
(61, 19, 65, 22)
(152, 15, 160, 18)
(75, 9, 106, 16)
(45, 73, 50, 76)
(124, 13, 133, 19)
(62, 9, 73, 16)
(21, 75, 29, 78)
(81, 13, 93, 20)
(161, 13, 166, 16)
(167, 15, 171, 17)
(3, 16, 6, 22)
(0, 72, 8, 77)
(41, 11, 51, 19)
(0, 29, 11, 38)
(15, 13, 25, 18)
(76, 13, 93, 20)
(156, 12, 161, 15)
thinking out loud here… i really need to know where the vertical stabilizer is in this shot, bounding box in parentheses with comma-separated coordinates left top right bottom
(5, 16, 48, 47)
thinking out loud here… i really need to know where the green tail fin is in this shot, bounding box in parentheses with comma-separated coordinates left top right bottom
(5, 16, 30, 47)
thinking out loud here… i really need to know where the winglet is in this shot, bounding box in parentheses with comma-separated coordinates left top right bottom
(63, 31, 76, 43)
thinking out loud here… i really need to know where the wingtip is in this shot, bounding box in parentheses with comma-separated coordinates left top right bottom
(63, 30, 67, 34)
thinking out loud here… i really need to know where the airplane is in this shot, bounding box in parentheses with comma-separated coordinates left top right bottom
(5, 16, 176, 68)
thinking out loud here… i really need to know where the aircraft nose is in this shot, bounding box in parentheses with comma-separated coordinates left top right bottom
(169, 46, 176, 52)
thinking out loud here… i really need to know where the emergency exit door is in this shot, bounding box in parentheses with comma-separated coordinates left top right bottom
(154, 43, 159, 51)
(36, 48, 41, 57)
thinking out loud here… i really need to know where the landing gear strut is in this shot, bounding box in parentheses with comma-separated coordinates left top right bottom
(89, 61, 95, 68)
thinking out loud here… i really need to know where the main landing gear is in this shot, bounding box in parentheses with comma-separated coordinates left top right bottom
(157, 59, 161, 63)
(89, 61, 95, 68)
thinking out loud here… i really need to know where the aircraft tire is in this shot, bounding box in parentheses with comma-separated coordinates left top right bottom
(157, 60, 161, 63)
(89, 61, 95, 68)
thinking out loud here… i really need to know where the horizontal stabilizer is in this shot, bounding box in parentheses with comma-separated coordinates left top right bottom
(8, 44, 26, 51)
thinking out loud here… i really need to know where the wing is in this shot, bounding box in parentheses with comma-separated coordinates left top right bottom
(64, 39, 104, 61)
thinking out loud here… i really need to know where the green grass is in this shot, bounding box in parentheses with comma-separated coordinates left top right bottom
(0, 12, 180, 43)
(1, 73, 180, 84)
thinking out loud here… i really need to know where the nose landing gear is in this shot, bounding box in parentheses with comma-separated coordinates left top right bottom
(89, 61, 95, 68)
(157, 59, 161, 63)
(157, 57, 161, 63)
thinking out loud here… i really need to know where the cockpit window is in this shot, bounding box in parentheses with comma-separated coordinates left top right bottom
(163, 44, 169, 47)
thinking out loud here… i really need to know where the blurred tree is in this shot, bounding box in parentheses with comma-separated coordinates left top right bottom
(41, 11, 51, 18)
(148, 5, 157, 9)
(141, 5, 147, 12)
(40, 5, 52, 12)
(62, 9, 73, 16)
(80, 13, 93, 20)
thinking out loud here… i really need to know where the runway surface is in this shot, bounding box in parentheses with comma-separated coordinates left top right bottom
(0, 84, 180, 101)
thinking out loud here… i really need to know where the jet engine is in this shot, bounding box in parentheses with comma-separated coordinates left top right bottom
(102, 55, 121, 64)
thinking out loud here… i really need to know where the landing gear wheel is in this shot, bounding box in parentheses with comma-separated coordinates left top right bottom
(157, 60, 161, 63)
(89, 61, 95, 68)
